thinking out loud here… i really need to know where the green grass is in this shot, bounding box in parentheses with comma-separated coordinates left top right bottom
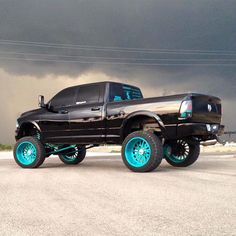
(110, 150, 121, 153)
(0, 144, 13, 151)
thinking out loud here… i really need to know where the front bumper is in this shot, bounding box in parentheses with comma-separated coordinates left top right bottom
(15, 127, 20, 140)
(177, 123, 224, 139)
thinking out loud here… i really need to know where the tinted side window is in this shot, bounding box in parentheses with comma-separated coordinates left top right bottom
(109, 84, 143, 102)
(109, 84, 124, 102)
(50, 87, 76, 108)
(76, 85, 100, 104)
(122, 85, 143, 100)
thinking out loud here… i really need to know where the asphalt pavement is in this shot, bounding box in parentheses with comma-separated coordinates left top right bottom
(0, 152, 235, 236)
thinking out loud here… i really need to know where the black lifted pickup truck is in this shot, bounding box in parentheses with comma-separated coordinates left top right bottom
(14, 81, 224, 172)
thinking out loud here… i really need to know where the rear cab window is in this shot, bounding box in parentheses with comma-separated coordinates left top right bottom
(109, 83, 143, 102)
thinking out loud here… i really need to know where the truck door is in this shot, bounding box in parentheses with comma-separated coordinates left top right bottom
(40, 87, 77, 143)
(68, 83, 106, 144)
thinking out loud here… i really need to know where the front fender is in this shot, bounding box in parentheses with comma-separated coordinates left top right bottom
(15, 121, 41, 140)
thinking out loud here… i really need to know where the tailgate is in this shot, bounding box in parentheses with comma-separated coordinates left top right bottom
(191, 95, 222, 124)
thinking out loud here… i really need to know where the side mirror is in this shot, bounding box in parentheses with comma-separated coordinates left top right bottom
(38, 95, 46, 108)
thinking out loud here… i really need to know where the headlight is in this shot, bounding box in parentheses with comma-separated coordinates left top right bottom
(206, 124, 211, 132)
(16, 121, 19, 128)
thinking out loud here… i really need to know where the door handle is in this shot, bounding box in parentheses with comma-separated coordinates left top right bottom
(119, 111, 125, 116)
(91, 107, 101, 111)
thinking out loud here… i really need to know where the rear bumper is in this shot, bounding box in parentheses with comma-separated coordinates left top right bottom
(177, 123, 224, 139)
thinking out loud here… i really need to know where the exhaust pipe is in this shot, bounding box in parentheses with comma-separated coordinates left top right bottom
(201, 136, 226, 146)
(201, 140, 218, 146)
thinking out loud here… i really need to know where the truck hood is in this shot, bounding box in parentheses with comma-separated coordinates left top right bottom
(20, 108, 46, 119)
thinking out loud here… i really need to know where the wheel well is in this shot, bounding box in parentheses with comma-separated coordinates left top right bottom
(122, 115, 162, 141)
(17, 123, 40, 140)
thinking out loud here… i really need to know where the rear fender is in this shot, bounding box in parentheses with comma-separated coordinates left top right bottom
(121, 111, 166, 140)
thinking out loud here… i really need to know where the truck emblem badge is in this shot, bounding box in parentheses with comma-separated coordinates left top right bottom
(208, 104, 212, 112)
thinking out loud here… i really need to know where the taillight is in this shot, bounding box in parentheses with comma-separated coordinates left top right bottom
(180, 100, 192, 119)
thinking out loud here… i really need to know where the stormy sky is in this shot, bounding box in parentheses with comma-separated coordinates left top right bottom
(0, 0, 236, 143)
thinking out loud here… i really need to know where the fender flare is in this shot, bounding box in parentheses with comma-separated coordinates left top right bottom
(20, 121, 41, 132)
(16, 121, 42, 140)
(120, 110, 166, 139)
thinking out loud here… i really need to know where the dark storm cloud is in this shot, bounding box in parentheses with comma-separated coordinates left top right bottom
(0, 0, 236, 91)
(0, 0, 236, 75)
(0, 0, 236, 143)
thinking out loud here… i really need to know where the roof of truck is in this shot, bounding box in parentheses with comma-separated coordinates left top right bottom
(78, 81, 139, 86)
(64, 81, 141, 90)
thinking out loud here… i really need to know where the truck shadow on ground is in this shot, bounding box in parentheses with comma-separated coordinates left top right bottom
(36, 156, 227, 174)
(5, 154, 231, 174)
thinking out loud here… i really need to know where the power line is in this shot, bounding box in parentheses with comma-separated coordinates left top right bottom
(0, 39, 236, 56)
(0, 39, 236, 53)
(1, 51, 236, 62)
(0, 56, 236, 66)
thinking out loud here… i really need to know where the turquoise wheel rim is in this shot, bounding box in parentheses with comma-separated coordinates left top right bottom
(169, 154, 187, 164)
(16, 141, 37, 165)
(125, 137, 151, 168)
(166, 140, 189, 163)
(62, 146, 78, 162)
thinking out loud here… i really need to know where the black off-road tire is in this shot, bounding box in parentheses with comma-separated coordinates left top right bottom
(14, 136, 46, 168)
(122, 131, 163, 172)
(165, 140, 200, 167)
(59, 146, 86, 165)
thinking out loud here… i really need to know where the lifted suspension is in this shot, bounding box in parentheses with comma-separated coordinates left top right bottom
(45, 144, 99, 155)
